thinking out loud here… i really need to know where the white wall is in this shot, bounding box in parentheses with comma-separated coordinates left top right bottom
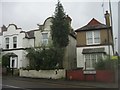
(2, 24, 29, 69)
(20, 69, 65, 79)
(34, 18, 52, 47)
(3, 50, 26, 69)
(44, 18, 52, 31)
(2, 25, 23, 49)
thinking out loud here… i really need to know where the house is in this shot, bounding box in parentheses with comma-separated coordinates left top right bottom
(1, 24, 35, 69)
(34, 16, 77, 70)
(1, 15, 77, 70)
(75, 11, 114, 70)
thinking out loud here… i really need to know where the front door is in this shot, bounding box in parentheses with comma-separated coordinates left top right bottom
(12, 60, 15, 68)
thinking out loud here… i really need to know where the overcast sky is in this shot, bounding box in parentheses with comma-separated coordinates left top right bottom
(0, 0, 119, 51)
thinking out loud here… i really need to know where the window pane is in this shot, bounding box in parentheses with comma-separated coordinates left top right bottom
(97, 54, 103, 61)
(13, 44, 17, 48)
(88, 38, 93, 44)
(5, 38, 9, 49)
(13, 37, 17, 42)
(94, 31, 100, 43)
(86, 31, 93, 44)
(42, 33, 48, 46)
(13, 37, 17, 48)
(6, 38, 9, 43)
(91, 54, 96, 68)
(42, 40, 48, 46)
(42, 33, 48, 39)
(6, 44, 9, 49)
(85, 54, 91, 68)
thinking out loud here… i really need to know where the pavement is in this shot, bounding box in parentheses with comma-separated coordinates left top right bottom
(2, 75, 119, 88)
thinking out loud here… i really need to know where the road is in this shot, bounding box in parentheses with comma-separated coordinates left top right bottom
(2, 76, 118, 90)
(2, 76, 99, 89)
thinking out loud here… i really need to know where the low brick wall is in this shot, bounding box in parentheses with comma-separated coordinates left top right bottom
(66, 69, 115, 83)
(67, 70, 84, 80)
(96, 70, 115, 83)
(19, 69, 65, 79)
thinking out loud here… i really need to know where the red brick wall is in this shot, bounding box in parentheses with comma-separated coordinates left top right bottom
(66, 70, 115, 83)
(96, 70, 115, 83)
(66, 70, 84, 80)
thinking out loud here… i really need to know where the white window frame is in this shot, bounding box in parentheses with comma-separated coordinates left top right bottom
(86, 31, 100, 45)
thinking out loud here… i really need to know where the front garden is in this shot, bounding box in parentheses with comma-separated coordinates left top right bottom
(66, 55, 119, 83)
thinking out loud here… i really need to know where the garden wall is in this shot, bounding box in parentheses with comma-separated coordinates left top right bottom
(19, 69, 65, 79)
(66, 69, 115, 83)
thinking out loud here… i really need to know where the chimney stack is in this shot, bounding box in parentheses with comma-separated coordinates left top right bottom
(104, 11, 111, 26)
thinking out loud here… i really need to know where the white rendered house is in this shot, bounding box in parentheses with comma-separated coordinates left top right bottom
(1, 16, 77, 70)
(34, 16, 77, 70)
(1, 24, 34, 69)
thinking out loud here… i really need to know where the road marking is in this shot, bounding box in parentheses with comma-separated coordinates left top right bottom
(2, 84, 32, 90)
(3, 84, 22, 88)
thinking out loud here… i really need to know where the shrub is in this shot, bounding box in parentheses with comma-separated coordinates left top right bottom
(26, 47, 63, 70)
(95, 59, 105, 70)
(95, 56, 119, 71)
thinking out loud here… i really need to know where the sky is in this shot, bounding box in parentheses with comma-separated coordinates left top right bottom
(0, 0, 119, 51)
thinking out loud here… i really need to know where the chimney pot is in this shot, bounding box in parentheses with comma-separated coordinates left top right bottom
(105, 10, 110, 26)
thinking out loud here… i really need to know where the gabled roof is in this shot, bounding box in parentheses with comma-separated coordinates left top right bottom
(75, 18, 111, 32)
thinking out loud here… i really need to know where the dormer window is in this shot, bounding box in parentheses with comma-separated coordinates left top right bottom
(13, 37, 17, 48)
(5, 38, 9, 49)
(86, 31, 100, 45)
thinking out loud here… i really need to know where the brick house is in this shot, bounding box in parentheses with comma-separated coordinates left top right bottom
(75, 11, 114, 70)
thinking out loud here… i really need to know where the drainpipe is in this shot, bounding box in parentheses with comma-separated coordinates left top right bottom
(109, 0, 114, 54)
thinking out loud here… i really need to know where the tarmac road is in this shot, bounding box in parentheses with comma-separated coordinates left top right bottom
(2, 76, 95, 89)
(2, 76, 118, 90)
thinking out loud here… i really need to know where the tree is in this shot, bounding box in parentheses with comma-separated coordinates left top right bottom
(26, 47, 43, 69)
(51, 1, 70, 68)
(51, 1, 70, 48)
(2, 54, 10, 68)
